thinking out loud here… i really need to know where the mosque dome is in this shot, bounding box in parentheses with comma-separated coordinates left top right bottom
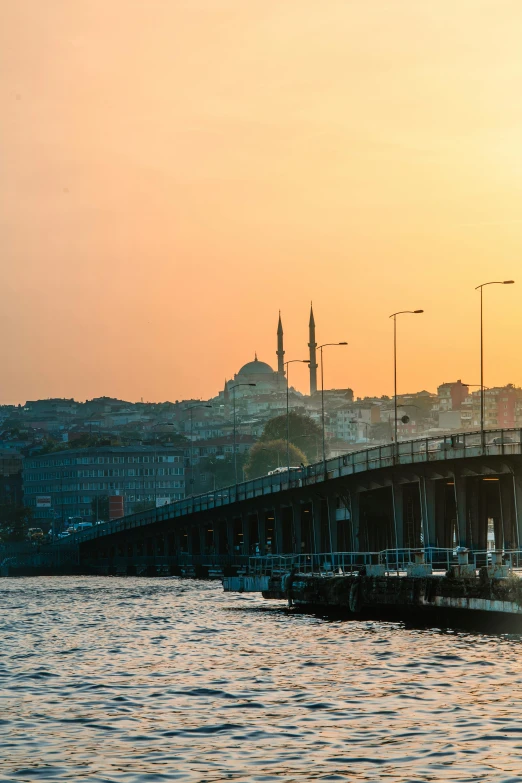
(237, 357, 275, 376)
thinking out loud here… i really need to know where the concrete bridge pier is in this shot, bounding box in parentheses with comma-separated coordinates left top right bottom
(420, 478, 436, 548)
(291, 502, 302, 554)
(309, 497, 318, 554)
(256, 512, 266, 554)
(391, 483, 404, 551)
(240, 513, 250, 556)
(245, 513, 258, 556)
(327, 496, 337, 553)
(500, 474, 518, 550)
(272, 508, 283, 554)
(513, 474, 522, 550)
(349, 490, 360, 552)
(454, 474, 468, 548)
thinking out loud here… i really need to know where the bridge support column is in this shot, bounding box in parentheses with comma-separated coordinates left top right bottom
(198, 526, 206, 556)
(454, 475, 468, 548)
(292, 503, 302, 554)
(311, 498, 322, 554)
(214, 520, 227, 555)
(350, 491, 360, 552)
(223, 519, 233, 555)
(241, 514, 250, 556)
(257, 513, 266, 555)
(273, 508, 283, 555)
(247, 513, 259, 556)
(327, 495, 337, 553)
(500, 475, 516, 550)
(391, 483, 404, 550)
(421, 478, 437, 549)
(513, 475, 522, 550)
(468, 480, 480, 550)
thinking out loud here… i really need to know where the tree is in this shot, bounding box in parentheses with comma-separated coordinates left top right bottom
(132, 500, 156, 513)
(260, 412, 322, 462)
(244, 439, 308, 480)
(0, 504, 33, 542)
(90, 495, 110, 522)
(200, 453, 248, 491)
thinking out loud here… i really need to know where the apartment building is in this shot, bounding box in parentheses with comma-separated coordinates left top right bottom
(23, 446, 185, 525)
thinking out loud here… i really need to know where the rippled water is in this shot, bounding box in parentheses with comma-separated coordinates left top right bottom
(2, 578, 522, 782)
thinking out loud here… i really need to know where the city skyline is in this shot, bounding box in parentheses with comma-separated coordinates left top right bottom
(2, 2, 521, 404)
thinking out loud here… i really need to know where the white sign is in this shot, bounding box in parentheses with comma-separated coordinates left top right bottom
(156, 497, 172, 507)
(36, 495, 52, 508)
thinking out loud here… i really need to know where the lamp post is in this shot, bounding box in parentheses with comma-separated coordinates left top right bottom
(230, 383, 256, 487)
(389, 310, 423, 454)
(186, 404, 212, 497)
(285, 359, 309, 473)
(475, 281, 514, 446)
(318, 342, 348, 471)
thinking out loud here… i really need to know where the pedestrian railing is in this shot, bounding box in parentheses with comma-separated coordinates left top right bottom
(248, 548, 522, 577)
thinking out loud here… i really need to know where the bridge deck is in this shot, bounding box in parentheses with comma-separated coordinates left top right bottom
(65, 428, 522, 546)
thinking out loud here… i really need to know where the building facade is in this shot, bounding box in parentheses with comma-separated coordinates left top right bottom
(23, 446, 186, 526)
(436, 380, 469, 412)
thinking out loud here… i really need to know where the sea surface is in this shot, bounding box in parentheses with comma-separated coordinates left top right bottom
(2, 577, 522, 782)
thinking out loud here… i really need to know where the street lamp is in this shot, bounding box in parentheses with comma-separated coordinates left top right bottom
(475, 280, 514, 446)
(285, 359, 309, 473)
(389, 310, 423, 452)
(229, 383, 256, 486)
(186, 404, 212, 497)
(317, 342, 348, 470)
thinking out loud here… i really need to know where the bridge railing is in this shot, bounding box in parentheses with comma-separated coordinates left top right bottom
(68, 427, 522, 546)
(249, 548, 522, 577)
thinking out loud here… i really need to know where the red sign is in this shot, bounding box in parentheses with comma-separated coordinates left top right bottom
(109, 495, 124, 520)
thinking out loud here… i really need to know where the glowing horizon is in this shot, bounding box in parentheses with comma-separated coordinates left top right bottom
(1, 1, 521, 405)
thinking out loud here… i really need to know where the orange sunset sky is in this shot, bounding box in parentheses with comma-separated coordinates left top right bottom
(1, 1, 521, 405)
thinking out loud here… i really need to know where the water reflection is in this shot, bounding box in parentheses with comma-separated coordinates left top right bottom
(1, 577, 522, 782)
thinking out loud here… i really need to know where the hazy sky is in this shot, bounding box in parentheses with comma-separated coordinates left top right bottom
(2, 1, 521, 404)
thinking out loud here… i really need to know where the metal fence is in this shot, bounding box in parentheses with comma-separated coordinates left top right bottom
(248, 547, 522, 577)
(68, 427, 522, 546)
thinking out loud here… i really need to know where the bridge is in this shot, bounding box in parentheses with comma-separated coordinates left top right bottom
(59, 428, 522, 577)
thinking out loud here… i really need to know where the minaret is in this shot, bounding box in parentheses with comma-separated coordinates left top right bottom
(276, 311, 285, 376)
(308, 302, 318, 395)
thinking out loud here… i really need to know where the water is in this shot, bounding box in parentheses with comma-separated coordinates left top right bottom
(2, 578, 522, 782)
